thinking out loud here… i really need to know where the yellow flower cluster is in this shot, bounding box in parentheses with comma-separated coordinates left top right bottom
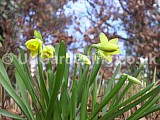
(25, 38, 54, 59)
(25, 31, 120, 64)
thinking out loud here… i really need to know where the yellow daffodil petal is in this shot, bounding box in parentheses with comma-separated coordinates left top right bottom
(98, 50, 107, 58)
(98, 50, 113, 62)
(41, 45, 55, 59)
(100, 33, 108, 44)
(77, 54, 91, 65)
(106, 55, 112, 62)
(108, 38, 118, 44)
(25, 38, 43, 51)
(30, 50, 38, 58)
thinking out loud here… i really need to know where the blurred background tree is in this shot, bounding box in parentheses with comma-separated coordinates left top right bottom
(65, 0, 160, 80)
(0, 0, 159, 80)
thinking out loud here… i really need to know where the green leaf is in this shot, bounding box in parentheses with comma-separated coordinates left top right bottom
(80, 85, 88, 120)
(45, 41, 66, 119)
(88, 59, 102, 87)
(88, 75, 127, 120)
(15, 70, 34, 120)
(0, 71, 32, 120)
(114, 65, 143, 106)
(37, 56, 49, 107)
(102, 64, 120, 114)
(100, 84, 160, 120)
(34, 30, 43, 41)
(0, 109, 25, 120)
(60, 57, 70, 119)
(70, 62, 78, 120)
(91, 75, 98, 120)
(100, 83, 154, 119)
(47, 69, 55, 97)
(128, 93, 160, 120)
(0, 60, 12, 87)
(80, 59, 102, 120)
(18, 48, 42, 120)
(11, 54, 44, 118)
(60, 82, 70, 119)
(139, 104, 160, 119)
(77, 65, 89, 97)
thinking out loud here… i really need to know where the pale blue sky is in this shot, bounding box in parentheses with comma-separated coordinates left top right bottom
(63, 0, 126, 55)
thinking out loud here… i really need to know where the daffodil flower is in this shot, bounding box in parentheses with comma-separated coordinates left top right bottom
(90, 33, 120, 62)
(25, 38, 43, 58)
(41, 45, 55, 59)
(77, 53, 91, 65)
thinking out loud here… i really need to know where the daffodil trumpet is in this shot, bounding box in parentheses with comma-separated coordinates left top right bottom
(41, 45, 55, 59)
(25, 38, 43, 58)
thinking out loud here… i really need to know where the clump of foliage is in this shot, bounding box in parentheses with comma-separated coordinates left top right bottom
(0, 31, 159, 120)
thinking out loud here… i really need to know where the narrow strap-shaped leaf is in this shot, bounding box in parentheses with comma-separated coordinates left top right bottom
(0, 109, 25, 120)
(0, 73, 32, 120)
(114, 65, 143, 106)
(55, 43, 59, 58)
(88, 75, 127, 120)
(70, 62, 78, 120)
(92, 76, 98, 112)
(88, 59, 102, 87)
(38, 56, 49, 107)
(102, 64, 120, 114)
(47, 69, 55, 97)
(60, 82, 69, 119)
(54, 99, 62, 120)
(64, 57, 70, 85)
(91, 75, 98, 120)
(104, 64, 120, 96)
(0, 60, 12, 86)
(80, 85, 88, 120)
(19, 48, 35, 87)
(80, 59, 101, 120)
(138, 104, 160, 119)
(19, 49, 42, 120)
(77, 65, 89, 96)
(128, 93, 160, 120)
(15, 70, 34, 120)
(60, 58, 70, 119)
(11, 54, 44, 117)
(100, 83, 154, 119)
(100, 85, 160, 120)
(45, 41, 66, 119)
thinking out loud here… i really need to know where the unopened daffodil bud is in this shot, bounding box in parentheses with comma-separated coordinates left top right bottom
(122, 74, 141, 85)
(127, 75, 141, 85)
(25, 38, 43, 58)
(77, 53, 91, 65)
(41, 45, 55, 59)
